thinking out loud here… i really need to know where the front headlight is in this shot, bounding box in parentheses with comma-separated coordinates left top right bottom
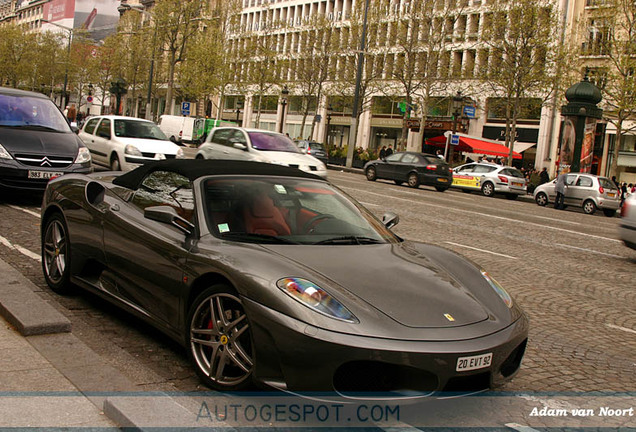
(277, 277, 358, 323)
(74, 146, 91, 164)
(176, 148, 185, 159)
(125, 144, 142, 156)
(0, 143, 13, 160)
(481, 270, 513, 308)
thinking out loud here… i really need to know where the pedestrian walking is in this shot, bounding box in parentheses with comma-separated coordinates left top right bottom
(379, 146, 387, 159)
(66, 104, 77, 123)
(539, 167, 550, 185)
(436, 149, 444, 159)
(554, 172, 568, 210)
(620, 182, 628, 208)
(385, 146, 393, 157)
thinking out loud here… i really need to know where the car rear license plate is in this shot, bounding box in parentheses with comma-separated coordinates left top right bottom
(28, 170, 63, 180)
(456, 353, 493, 372)
(512, 182, 524, 187)
(607, 192, 615, 197)
(437, 178, 448, 182)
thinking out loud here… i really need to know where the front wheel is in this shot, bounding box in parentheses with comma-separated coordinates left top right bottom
(188, 285, 254, 391)
(583, 199, 597, 215)
(365, 166, 377, 181)
(42, 213, 74, 294)
(407, 172, 420, 188)
(535, 192, 548, 206)
(481, 182, 495, 197)
(110, 154, 121, 171)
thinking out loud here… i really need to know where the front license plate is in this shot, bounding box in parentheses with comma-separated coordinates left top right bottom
(28, 170, 63, 180)
(456, 353, 493, 372)
(437, 178, 448, 182)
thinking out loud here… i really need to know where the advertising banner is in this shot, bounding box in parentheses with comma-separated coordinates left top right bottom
(452, 174, 480, 189)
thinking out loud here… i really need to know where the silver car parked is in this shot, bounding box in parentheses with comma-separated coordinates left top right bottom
(533, 173, 620, 216)
(619, 192, 636, 249)
(451, 162, 527, 199)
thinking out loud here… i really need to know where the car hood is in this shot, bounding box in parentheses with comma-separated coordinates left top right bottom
(0, 128, 80, 157)
(117, 137, 181, 154)
(261, 242, 490, 328)
(255, 150, 323, 166)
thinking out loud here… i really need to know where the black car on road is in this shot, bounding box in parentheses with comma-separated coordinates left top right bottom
(0, 87, 91, 192)
(364, 151, 453, 191)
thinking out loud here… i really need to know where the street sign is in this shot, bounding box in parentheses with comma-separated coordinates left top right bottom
(463, 106, 476, 118)
(86, 96, 93, 103)
(451, 134, 460, 145)
(406, 119, 421, 131)
(181, 102, 191, 116)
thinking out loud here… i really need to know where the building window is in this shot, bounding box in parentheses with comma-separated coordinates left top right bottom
(486, 98, 542, 121)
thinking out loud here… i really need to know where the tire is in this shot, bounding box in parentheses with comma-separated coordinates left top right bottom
(535, 192, 548, 206)
(394, 180, 403, 185)
(583, 199, 597, 215)
(195, 154, 205, 160)
(505, 194, 518, 200)
(481, 181, 495, 197)
(110, 154, 121, 171)
(41, 213, 74, 295)
(188, 285, 254, 391)
(603, 209, 616, 217)
(435, 186, 448, 192)
(407, 172, 420, 188)
(365, 166, 377, 181)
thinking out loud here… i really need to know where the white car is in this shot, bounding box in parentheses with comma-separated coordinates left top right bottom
(196, 127, 327, 179)
(79, 115, 184, 171)
(619, 192, 636, 249)
(451, 162, 527, 199)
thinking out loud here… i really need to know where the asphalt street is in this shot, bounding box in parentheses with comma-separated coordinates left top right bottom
(0, 168, 634, 429)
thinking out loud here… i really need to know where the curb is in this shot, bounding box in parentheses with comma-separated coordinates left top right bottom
(0, 258, 71, 335)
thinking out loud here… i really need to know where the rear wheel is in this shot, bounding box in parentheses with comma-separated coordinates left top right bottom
(603, 209, 616, 217)
(188, 285, 254, 391)
(583, 199, 597, 215)
(481, 182, 495, 197)
(195, 154, 205, 160)
(365, 166, 377, 181)
(42, 213, 74, 295)
(110, 154, 121, 171)
(407, 172, 420, 188)
(535, 192, 548, 206)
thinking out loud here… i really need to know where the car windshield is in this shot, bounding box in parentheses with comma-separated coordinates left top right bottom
(203, 176, 400, 245)
(0, 94, 71, 132)
(504, 168, 524, 178)
(114, 119, 168, 140)
(249, 132, 301, 153)
(309, 142, 326, 151)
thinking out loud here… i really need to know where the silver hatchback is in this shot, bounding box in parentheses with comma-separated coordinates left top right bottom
(533, 173, 620, 216)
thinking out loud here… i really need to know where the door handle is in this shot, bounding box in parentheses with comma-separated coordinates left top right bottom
(223, 151, 229, 154)
(110, 204, 120, 212)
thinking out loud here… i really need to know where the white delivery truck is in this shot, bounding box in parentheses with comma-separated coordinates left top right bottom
(158, 115, 205, 145)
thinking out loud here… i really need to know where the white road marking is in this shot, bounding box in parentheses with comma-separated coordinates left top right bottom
(505, 423, 540, 432)
(445, 241, 518, 259)
(555, 243, 625, 259)
(341, 186, 620, 243)
(7, 204, 40, 218)
(606, 323, 636, 335)
(0, 235, 41, 262)
(358, 201, 380, 207)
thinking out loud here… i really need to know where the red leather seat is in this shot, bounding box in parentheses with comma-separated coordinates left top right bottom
(243, 195, 291, 236)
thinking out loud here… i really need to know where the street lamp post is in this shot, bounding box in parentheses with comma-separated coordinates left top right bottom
(279, 86, 289, 134)
(324, 104, 333, 147)
(444, 91, 464, 162)
(41, 19, 72, 109)
(236, 100, 244, 126)
(118, 4, 156, 121)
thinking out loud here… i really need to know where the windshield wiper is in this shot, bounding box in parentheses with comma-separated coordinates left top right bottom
(219, 232, 300, 244)
(315, 236, 383, 245)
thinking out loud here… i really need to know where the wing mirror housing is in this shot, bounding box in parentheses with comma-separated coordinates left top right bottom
(144, 205, 194, 235)
(381, 212, 399, 229)
(232, 142, 248, 151)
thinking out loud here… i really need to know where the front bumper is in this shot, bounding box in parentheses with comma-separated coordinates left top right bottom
(619, 223, 636, 250)
(0, 160, 92, 191)
(243, 298, 529, 396)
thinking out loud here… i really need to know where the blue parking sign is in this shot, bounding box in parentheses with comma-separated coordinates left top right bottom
(451, 134, 460, 145)
(181, 102, 191, 116)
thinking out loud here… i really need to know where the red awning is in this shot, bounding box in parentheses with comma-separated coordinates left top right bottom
(426, 135, 522, 159)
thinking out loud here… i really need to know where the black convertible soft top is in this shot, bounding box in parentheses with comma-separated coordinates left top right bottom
(112, 159, 323, 190)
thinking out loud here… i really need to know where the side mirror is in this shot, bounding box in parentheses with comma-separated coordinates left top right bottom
(232, 142, 248, 151)
(381, 212, 399, 229)
(144, 205, 194, 235)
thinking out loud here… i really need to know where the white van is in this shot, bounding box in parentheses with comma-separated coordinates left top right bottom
(158, 115, 205, 145)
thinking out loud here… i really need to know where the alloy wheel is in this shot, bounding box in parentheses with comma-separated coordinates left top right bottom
(190, 292, 253, 389)
(43, 218, 67, 285)
(366, 167, 377, 181)
(535, 192, 548, 206)
(482, 182, 494, 197)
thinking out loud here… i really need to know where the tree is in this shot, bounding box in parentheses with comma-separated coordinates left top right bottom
(0, 25, 39, 88)
(153, 0, 208, 115)
(480, 0, 565, 164)
(591, 0, 636, 177)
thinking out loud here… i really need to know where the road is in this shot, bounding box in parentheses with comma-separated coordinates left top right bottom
(0, 169, 634, 399)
